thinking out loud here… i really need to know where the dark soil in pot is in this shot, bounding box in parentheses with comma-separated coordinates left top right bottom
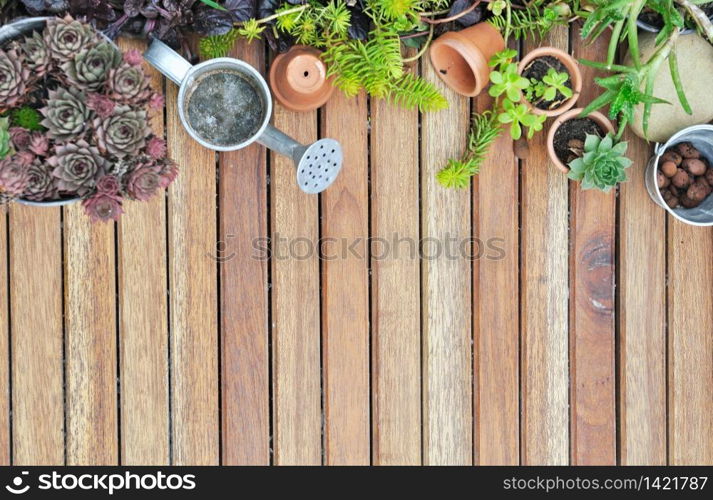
(553, 117, 604, 164)
(639, 2, 713, 31)
(521, 56, 573, 111)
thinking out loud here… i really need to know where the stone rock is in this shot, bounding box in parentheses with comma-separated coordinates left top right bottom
(628, 33, 713, 143)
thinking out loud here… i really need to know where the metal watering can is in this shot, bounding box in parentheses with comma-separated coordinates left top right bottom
(144, 39, 343, 194)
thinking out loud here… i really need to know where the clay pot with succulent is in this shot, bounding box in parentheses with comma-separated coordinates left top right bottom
(0, 16, 177, 221)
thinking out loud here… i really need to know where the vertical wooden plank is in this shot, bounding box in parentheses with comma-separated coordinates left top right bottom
(117, 38, 169, 465)
(521, 27, 570, 466)
(619, 130, 666, 465)
(0, 215, 9, 465)
(569, 30, 616, 465)
(65, 204, 117, 465)
(473, 93, 519, 465)
(10, 207, 64, 465)
(166, 48, 219, 466)
(321, 91, 370, 465)
(219, 39, 269, 465)
(270, 100, 321, 465)
(370, 93, 421, 463)
(421, 60, 472, 465)
(668, 222, 713, 465)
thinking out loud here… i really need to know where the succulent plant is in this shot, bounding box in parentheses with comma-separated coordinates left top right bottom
(125, 158, 161, 201)
(23, 158, 58, 201)
(82, 192, 123, 222)
(48, 139, 107, 195)
(9, 127, 32, 151)
(10, 106, 44, 131)
(96, 174, 120, 196)
(146, 136, 167, 159)
(567, 133, 632, 192)
(0, 47, 32, 110)
(63, 42, 122, 92)
(93, 105, 150, 158)
(106, 63, 152, 105)
(28, 133, 50, 156)
(155, 157, 179, 189)
(0, 117, 12, 160)
(86, 93, 116, 118)
(0, 151, 33, 196)
(21, 31, 53, 77)
(43, 14, 97, 62)
(40, 87, 91, 141)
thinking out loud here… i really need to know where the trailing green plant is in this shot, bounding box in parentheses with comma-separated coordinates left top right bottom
(487, 0, 572, 41)
(524, 67, 573, 107)
(567, 132, 632, 192)
(437, 48, 547, 188)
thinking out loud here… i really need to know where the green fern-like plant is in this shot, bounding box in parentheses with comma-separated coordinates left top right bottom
(436, 111, 501, 188)
(199, 29, 241, 58)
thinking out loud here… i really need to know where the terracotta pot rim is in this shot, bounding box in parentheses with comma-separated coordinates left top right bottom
(429, 31, 488, 97)
(269, 45, 335, 112)
(546, 108, 615, 173)
(517, 46, 583, 118)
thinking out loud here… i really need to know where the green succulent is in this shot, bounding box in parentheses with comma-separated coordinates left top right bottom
(525, 68, 573, 105)
(497, 99, 546, 140)
(63, 42, 122, 92)
(11, 107, 44, 132)
(489, 63, 530, 101)
(0, 116, 12, 161)
(567, 133, 632, 192)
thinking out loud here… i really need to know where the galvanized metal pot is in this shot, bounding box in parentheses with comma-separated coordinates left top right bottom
(0, 17, 117, 208)
(645, 124, 713, 226)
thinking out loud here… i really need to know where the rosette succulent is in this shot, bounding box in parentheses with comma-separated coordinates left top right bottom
(48, 140, 107, 195)
(82, 192, 123, 223)
(40, 87, 91, 141)
(567, 133, 632, 192)
(93, 105, 150, 158)
(63, 42, 122, 91)
(24, 159, 58, 201)
(0, 47, 31, 110)
(22, 31, 53, 77)
(106, 63, 152, 105)
(0, 151, 33, 196)
(43, 14, 97, 62)
(125, 157, 161, 201)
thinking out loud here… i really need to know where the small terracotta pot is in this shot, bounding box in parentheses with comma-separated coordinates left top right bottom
(546, 108, 615, 173)
(518, 47, 582, 117)
(429, 23, 505, 97)
(269, 45, 335, 112)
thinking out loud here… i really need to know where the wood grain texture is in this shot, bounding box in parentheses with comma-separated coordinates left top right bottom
(9, 206, 64, 465)
(0, 215, 8, 465)
(421, 59, 472, 465)
(370, 82, 421, 465)
(619, 130, 666, 465)
(219, 39, 269, 466)
(166, 68, 219, 465)
(569, 31, 616, 465)
(64, 204, 118, 465)
(321, 90, 370, 465)
(270, 103, 321, 465)
(116, 37, 169, 466)
(520, 27, 570, 467)
(473, 93, 519, 465)
(668, 221, 713, 465)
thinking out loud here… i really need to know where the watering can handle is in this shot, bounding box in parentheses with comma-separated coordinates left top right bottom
(144, 39, 193, 86)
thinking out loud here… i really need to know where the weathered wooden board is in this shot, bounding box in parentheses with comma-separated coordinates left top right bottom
(0, 215, 9, 465)
(520, 27, 570, 466)
(370, 79, 421, 464)
(619, 130, 666, 465)
(166, 64, 219, 466)
(421, 59, 472, 465)
(270, 102, 321, 465)
(64, 204, 117, 465)
(569, 31, 616, 465)
(9, 206, 64, 465)
(219, 39, 270, 466)
(116, 37, 170, 466)
(473, 92, 519, 465)
(668, 221, 713, 465)
(321, 90, 370, 465)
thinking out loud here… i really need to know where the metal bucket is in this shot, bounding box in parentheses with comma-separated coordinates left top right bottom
(0, 17, 118, 208)
(645, 124, 713, 226)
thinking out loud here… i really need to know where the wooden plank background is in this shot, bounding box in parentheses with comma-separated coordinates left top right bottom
(0, 25, 712, 465)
